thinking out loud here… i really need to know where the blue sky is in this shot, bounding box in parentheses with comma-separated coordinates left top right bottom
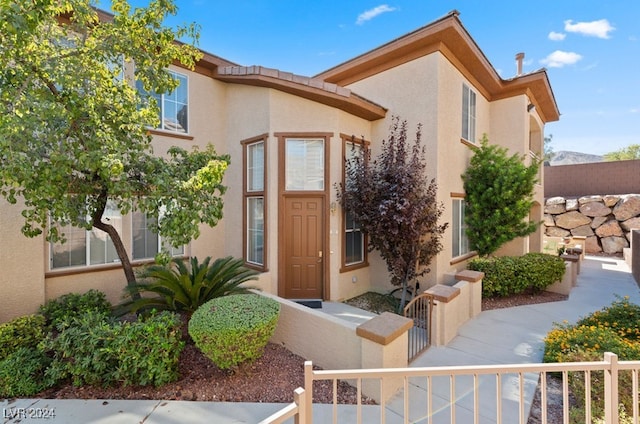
(104, 1, 640, 156)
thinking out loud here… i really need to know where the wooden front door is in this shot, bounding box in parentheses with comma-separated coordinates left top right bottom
(283, 196, 324, 299)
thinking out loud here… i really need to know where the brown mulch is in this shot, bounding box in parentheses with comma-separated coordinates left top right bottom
(482, 290, 568, 311)
(36, 342, 372, 404)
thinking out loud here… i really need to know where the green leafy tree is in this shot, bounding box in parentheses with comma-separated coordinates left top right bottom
(337, 117, 448, 309)
(603, 144, 640, 161)
(462, 135, 539, 256)
(0, 0, 229, 290)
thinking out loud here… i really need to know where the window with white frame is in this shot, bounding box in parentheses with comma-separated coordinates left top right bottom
(50, 201, 122, 269)
(452, 198, 470, 257)
(136, 69, 188, 133)
(131, 211, 184, 260)
(285, 138, 324, 191)
(243, 138, 266, 268)
(343, 140, 365, 267)
(462, 83, 476, 143)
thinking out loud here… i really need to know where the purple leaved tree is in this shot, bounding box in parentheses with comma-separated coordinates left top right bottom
(337, 117, 448, 310)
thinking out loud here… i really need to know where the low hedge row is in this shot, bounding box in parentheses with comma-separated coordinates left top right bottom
(469, 252, 565, 298)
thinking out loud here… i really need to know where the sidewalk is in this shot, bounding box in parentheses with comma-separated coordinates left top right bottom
(3, 256, 639, 423)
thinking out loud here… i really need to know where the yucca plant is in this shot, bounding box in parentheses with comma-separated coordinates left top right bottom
(117, 256, 258, 315)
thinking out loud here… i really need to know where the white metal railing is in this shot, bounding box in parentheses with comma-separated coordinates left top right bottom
(261, 353, 640, 424)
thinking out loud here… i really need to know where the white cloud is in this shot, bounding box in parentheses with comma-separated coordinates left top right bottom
(564, 19, 615, 39)
(540, 50, 583, 68)
(631, 108, 640, 114)
(548, 31, 566, 41)
(356, 5, 396, 25)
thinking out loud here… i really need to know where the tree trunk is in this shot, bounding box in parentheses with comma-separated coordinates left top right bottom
(91, 193, 141, 300)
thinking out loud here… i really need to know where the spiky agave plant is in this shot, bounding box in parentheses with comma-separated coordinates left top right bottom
(117, 256, 258, 315)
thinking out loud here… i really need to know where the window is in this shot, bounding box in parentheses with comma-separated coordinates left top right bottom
(285, 138, 324, 191)
(243, 136, 267, 269)
(50, 201, 122, 269)
(132, 212, 184, 260)
(452, 198, 470, 257)
(462, 83, 476, 143)
(342, 138, 367, 269)
(136, 69, 188, 133)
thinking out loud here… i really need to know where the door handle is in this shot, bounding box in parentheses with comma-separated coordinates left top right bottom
(318, 250, 323, 263)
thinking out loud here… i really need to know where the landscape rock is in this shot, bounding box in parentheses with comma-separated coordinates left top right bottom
(543, 214, 555, 227)
(545, 203, 566, 214)
(545, 227, 570, 238)
(591, 216, 608, 229)
(603, 195, 620, 207)
(595, 220, 624, 238)
(585, 236, 602, 253)
(555, 211, 592, 230)
(613, 195, 640, 221)
(601, 236, 629, 254)
(621, 217, 640, 232)
(545, 193, 640, 254)
(571, 224, 594, 237)
(565, 198, 579, 211)
(579, 202, 611, 217)
(578, 195, 603, 204)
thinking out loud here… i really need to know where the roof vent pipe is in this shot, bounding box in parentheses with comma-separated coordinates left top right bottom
(516, 52, 525, 76)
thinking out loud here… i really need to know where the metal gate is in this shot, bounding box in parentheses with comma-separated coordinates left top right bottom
(403, 293, 434, 363)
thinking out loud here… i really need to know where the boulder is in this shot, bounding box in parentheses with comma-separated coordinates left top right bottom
(571, 224, 594, 237)
(579, 202, 611, 217)
(555, 211, 591, 230)
(621, 217, 640, 232)
(565, 198, 579, 211)
(603, 195, 621, 207)
(595, 220, 624, 238)
(585, 236, 602, 253)
(543, 214, 555, 227)
(613, 195, 640, 221)
(545, 203, 566, 214)
(578, 195, 603, 204)
(591, 216, 608, 229)
(601, 236, 629, 254)
(546, 196, 566, 205)
(546, 226, 570, 237)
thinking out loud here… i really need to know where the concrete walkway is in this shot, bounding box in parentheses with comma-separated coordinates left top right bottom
(2, 256, 639, 423)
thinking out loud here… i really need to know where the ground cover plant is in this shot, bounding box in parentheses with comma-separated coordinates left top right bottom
(543, 296, 640, 422)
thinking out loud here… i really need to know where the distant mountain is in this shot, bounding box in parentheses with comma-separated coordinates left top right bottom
(548, 151, 603, 166)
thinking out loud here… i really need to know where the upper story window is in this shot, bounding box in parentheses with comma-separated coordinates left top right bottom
(462, 83, 477, 143)
(136, 70, 188, 134)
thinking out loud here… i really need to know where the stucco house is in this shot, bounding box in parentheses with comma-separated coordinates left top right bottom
(0, 10, 559, 322)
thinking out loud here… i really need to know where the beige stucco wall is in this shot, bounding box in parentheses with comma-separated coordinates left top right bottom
(0, 199, 46, 322)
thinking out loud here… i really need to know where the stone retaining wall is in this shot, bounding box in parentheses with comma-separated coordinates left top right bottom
(544, 194, 640, 254)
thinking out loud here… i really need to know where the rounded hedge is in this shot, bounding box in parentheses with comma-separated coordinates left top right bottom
(188, 294, 280, 370)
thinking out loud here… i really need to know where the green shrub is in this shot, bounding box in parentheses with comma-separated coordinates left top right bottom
(0, 314, 46, 361)
(189, 294, 280, 370)
(0, 347, 55, 398)
(44, 310, 183, 387)
(39, 289, 112, 331)
(118, 256, 258, 315)
(469, 252, 565, 297)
